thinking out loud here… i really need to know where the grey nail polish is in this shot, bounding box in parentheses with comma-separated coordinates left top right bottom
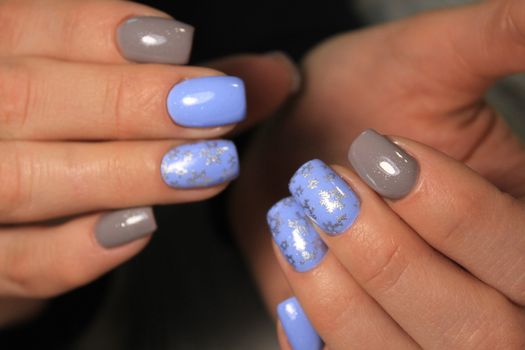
(95, 207, 157, 248)
(117, 16, 194, 64)
(348, 129, 419, 199)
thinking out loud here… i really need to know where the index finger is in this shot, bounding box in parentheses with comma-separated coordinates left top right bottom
(0, 0, 193, 64)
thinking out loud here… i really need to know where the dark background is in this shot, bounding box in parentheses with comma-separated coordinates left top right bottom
(1, 1, 361, 349)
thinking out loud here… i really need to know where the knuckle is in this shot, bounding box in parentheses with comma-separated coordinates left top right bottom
(357, 236, 410, 294)
(105, 67, 181, 137)
(0, 143, 32, 220)
(436, 188, 488, 246)
(0, 59, 32, 134)
(0, 1, 24, 53)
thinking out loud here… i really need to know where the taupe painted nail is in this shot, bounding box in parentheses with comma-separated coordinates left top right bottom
(348, 129, 419, 199)
(95, 207, 157, 248)
(117, 16, 194, 64)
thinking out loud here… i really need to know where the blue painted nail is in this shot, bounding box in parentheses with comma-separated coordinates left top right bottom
(289, 159, 360, 235)
(161, 140, 239, 188)
(277, 297, 323, 350)
(166, 76, 246, 127)
(267, 197, 327, 272)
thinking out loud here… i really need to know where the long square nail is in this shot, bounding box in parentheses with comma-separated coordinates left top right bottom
(117, 16, 194, 64)
(167, 76, 246, 128)
(267, 197, 327, 272)
(348, 129, 419, 199)
(277, 297, 323, 350)
(289, 159, 360, 236)
(161, 140, 239, 188)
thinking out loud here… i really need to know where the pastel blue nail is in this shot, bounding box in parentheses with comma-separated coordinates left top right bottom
(267, 197, 327, 272)
(289, 159, 360, 235)
(166, 76, 246, 127)
(161, 140, 239, 188)
(277, 297, 323, 350)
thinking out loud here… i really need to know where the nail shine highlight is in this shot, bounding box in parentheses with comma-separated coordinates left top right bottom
(289, 159, 360, 235)
(348, 129, 419, 199)
(166, 76, 246, 128)
(277, 297, 323, 350)
(161, 140, 239, 188)
(117, 16, 194, 64)
(267, 197, 327, 272)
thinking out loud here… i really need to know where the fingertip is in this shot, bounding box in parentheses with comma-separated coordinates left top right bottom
(276, 320, 294, 350)
(262, 51, 302, 94)
(203, 52, 300, 131)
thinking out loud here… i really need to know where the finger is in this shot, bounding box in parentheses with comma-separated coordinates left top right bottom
(0, 58, 244, 140)
(0, 0, 194, 64)
(0, 139, 238, 222)
(298, 0, 525, 195)
(0, 207, 156, 298)
(267, 198, 418, 350)
(205, 52, 300, 133)
(276, 321, 293, 350)
(288, 159, 525, 349)
(349, 129, 525, 305)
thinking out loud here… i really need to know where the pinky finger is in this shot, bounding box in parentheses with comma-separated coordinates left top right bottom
(0, 207, 156, 298)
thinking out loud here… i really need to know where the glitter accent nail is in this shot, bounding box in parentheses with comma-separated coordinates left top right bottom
(267, 197, 327, 272)
(161, 140, 239, 188)
(289, 159, 360, 235)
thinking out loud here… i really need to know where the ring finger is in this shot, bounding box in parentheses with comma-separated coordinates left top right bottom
(0, 139, 239, 222)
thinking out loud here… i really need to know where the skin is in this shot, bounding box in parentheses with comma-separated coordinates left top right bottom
(229, 0, 525, 348)
(0, 0, 297, 327)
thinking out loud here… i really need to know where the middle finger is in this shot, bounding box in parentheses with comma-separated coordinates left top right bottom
(0, 57, 246, 140)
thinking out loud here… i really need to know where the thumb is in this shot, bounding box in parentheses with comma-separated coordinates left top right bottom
(203, 52, 300, 133)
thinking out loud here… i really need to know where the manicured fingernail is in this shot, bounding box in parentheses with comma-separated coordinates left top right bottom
(161, 140, 239, 188)
(289, 159, 360, 236)
(117, 16, 194, 64)
(267, 197, 327, 272)
(348, 129, 419, 199)
(277, 297, 323, 350)
(95, 207, 157, 248)
(166, 76, 246, 128)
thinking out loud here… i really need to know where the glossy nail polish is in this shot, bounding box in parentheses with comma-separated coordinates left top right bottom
(289, 159, 360, 236)
(267, 197, 327, 272)
(277, 297, 323, 350)
(117, 16, 194, 64)
(166, 76, 246, 128)
(95, 207, 157, 248)
(348, 129, 419, 199)
(161, 140, 239, 188)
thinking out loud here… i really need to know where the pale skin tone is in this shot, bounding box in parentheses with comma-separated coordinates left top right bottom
(0, 0, 297, 327)
(229, 0, 525, 348)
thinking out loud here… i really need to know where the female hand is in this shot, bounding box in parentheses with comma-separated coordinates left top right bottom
(270, 130, 525, 349)
(0, 0, 297, 326)
(227, 0, 525, 345)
